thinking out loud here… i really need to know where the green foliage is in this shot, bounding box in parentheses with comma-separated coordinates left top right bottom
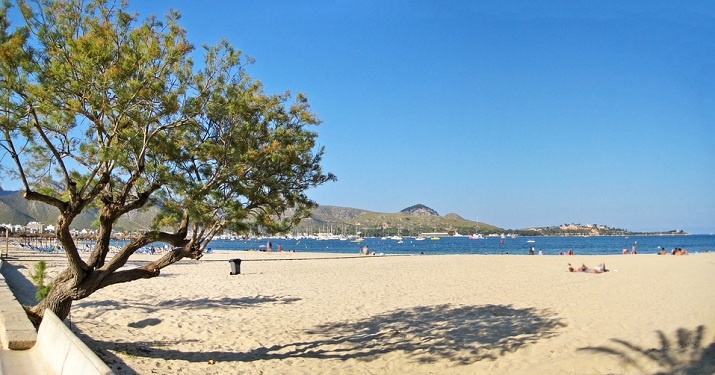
(0, 0, 335, 255)
(29, 260, 52, 302)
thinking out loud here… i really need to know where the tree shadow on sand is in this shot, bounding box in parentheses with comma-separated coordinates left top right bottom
(81, 303, 566, 367)
(578, 325, 715, 375)
(74, 294, 301, 316)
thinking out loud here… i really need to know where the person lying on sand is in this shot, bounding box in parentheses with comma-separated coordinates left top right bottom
(568, 263, 608, 273)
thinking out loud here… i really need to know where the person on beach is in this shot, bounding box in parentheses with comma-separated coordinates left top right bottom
(672, 247, 688, 255)
(568, 263, 608, 273)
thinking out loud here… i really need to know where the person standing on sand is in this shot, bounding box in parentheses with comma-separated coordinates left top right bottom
(267, 241, 272, 252)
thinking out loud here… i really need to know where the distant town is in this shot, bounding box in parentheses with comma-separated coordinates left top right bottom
(0, 220, 688, 241)
(1, 221, 102, 238)
(521, 223, 687, 237)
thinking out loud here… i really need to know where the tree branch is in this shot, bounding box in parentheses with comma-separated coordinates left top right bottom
(96, 266, 161, 289)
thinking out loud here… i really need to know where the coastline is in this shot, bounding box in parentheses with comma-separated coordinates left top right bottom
(2, 247, 714, 374)
(199, 234, 715, 256)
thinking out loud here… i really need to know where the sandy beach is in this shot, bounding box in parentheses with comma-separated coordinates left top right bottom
(3, 247, 715, 374)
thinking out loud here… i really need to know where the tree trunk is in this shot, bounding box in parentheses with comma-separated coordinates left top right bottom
(26, 283, 74, 327)
(25, 246, 187, 326)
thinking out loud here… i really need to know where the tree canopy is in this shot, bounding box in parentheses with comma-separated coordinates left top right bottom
(0, 0, 335, 322)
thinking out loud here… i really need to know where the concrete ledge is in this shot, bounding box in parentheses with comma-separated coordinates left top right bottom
(0, 260, 38, 350)
(31, 309, 114, 375)
(0, 260, 113, 374)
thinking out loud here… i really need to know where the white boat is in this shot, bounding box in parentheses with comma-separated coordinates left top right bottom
(469, 223, 484, 239)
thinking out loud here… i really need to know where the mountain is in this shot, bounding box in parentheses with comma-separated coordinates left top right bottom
(0, 191, 67, 226)
(0, 190, 155, 230)
(301, 204, 502, 237)
(400, 204, 439, 216)
(0, 190, 681, 236)
(0, 192, 503, 236)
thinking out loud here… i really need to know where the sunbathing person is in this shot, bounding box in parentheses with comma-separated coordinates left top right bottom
(568, 263, 608, 273)
(671, 247, 688, 255)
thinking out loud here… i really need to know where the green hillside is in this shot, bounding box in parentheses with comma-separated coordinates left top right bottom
(1, 191, 503, 236)
(0, 191, 155, 231)
(297, 204, 503, 237)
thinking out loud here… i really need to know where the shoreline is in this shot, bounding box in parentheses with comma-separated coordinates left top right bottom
(2, 246, 714, 374)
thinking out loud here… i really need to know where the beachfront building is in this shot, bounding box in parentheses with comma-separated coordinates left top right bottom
(26, 221, 43, 234)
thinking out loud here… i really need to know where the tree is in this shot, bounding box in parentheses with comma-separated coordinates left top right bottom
(0, 0, 335, 324)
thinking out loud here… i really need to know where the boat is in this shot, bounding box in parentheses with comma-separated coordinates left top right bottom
(469, 223, 484, 239)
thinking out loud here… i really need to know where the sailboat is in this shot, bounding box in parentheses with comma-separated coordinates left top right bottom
(469, 220, 484, 239)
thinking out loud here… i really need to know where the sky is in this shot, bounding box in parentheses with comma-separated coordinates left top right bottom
(3, 1, 714, 233)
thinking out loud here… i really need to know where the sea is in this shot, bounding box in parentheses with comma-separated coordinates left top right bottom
(206, 234, 715, 256)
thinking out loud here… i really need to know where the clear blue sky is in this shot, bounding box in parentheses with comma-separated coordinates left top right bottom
(5, 1, 715, 233)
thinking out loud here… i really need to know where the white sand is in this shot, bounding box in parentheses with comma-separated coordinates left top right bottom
(5, 247, 715, 374)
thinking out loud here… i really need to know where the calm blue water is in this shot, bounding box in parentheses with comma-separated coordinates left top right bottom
(207, 234, 715, 256)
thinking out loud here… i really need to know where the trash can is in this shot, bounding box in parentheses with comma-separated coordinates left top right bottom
(228, 258, 241, 275)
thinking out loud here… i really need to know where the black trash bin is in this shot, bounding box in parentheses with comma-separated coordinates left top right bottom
(228, 259, 241, 275)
